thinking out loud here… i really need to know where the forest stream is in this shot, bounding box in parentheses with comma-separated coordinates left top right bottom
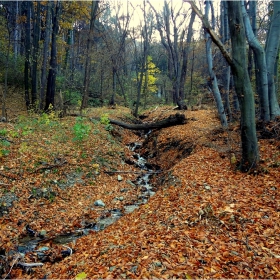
(12, 138, 160, 267)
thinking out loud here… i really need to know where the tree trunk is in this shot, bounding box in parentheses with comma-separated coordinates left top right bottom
(220, 1, 232, 122)
(185, 0, 259, 171)
(81, 0, 99, 110)
(45, 1, 61, 111)
(133, 1, 149, 117)
(143, 59, 149, 109)
(148, 0, 187, 109)
(205, 1, 227, 127)
(227, 1, 259, 170)
(31, 1, 40, 107)
(13, 1, 20, 61)
(134, 34, 146, 117)
(188, 41, 195, 99)
(101, 3, 130, 107)
(2, 13, 12, 120)
(265, 0, 280, 119)
(40, 1, 51, 110)
(247, 1, 256, 81)
(116, 71, 128, 106)
(65, 29, 74, 70)
(165, 1, 181, 108)
(275, 50, 279, 95)
(179, 10, 196, 101)
(241, 0, 270, 121)
(109, 67, 117, 105)
(108, 113, 186, 130)
(24, 1, 31, 109)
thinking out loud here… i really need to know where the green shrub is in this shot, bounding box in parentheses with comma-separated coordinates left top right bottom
(73, 117, 91, 142)
(0, 139, 10, 157)
(100, 114, 113, 131)
(0, 129, 7, 136)
(64, 90, 82, 106)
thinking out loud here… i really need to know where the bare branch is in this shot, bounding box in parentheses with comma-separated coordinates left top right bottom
(184, 0, 233, 66)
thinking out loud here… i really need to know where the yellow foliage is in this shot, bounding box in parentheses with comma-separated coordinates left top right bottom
(138, 55, 160, 94)
(230, 153, 237, 165)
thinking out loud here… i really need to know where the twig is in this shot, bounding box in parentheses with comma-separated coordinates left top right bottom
(0, 172, 20, 180)
(31, 160, 67, 174)
(227, 232, 257, 255)
(0, 182, 10, 186)
(262, 246, 280, 258)
(149, 106, 158, 113)
(0, 136, 13, 143)
(3, 254, 20, 279)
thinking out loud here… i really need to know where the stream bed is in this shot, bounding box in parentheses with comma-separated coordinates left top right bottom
(14, 141, 160, 262)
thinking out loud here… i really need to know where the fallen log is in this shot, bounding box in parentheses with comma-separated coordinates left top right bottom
(104, 170, 162, 174)
(17, 262, 44, 268)
(109, 113, 186, 130)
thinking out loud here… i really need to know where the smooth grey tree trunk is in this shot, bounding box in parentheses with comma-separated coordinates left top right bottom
(14, 1, 19, 60)
(227, 1, 259, 170)
(265, 1, 280, 119)
(275, 51, 279, 95)
(205, 0, 228, 127)
(241, 0, 270, 121)
(220, 1, 232, 122)
(179, 10, 196, 100)
(248, 1, 257, 80)
(188, 41, 195, 99)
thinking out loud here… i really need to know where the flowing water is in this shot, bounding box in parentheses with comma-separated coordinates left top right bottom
(16, 140, 159, 259)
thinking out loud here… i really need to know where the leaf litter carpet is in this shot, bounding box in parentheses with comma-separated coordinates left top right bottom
(1, 107, 280, 279)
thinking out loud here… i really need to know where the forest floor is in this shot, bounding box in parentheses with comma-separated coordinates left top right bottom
(0, 97, 280, 278)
